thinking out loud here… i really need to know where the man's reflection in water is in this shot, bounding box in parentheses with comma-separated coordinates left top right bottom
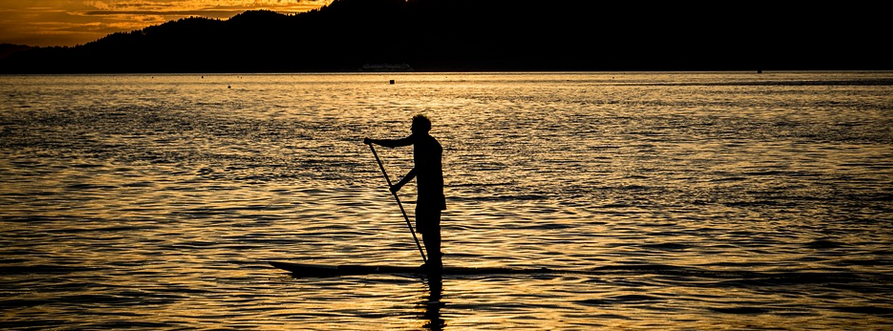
(422, 274, 444, 330)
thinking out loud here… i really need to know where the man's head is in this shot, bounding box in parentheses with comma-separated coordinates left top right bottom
(411, 114, 432, 134)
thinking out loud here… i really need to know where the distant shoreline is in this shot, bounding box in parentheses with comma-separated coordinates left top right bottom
(3, 70, 893, 76)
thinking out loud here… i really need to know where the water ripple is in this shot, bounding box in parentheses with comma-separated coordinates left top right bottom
(1, 72, 892, 330)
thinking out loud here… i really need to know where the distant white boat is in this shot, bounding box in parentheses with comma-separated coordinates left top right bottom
(360, 63, 413, 72)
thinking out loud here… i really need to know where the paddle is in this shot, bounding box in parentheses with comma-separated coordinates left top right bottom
(368, 144, 428, 263)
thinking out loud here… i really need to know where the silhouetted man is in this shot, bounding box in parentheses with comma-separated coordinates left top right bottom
(364, 115, 445, 271)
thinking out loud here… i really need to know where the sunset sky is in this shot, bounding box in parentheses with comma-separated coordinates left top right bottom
(0, 0, 333, 47)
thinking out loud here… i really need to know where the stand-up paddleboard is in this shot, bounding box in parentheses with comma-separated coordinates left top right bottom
(270, 261, 813, 280)
(269, 261, 562, 277)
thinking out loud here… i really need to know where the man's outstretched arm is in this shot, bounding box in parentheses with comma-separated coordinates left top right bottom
(364, 135, 414, 148)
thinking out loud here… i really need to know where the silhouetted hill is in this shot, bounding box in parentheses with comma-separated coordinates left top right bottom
(1, 0, 889, 73)
(0, 44, 34, 60)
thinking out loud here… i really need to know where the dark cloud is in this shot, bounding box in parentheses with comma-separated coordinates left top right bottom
(83, 10, 244, 17)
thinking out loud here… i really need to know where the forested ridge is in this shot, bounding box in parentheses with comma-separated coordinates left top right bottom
(1, 0, 888, 73)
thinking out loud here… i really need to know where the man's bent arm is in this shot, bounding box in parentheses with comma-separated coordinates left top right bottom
(391, 168, 416, 193)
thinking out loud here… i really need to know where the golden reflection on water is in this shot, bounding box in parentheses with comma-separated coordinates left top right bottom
(0, 72, 892, 330)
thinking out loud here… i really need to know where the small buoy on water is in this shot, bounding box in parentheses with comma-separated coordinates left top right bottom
(389, 80, 395, 84)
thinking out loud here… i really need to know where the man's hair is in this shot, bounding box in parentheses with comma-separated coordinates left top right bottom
(413, 114, 432, 132)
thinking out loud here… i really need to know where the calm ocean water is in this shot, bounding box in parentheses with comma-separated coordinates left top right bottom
(1, 72, 892, 330)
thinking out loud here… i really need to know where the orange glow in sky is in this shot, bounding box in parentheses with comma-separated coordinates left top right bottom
(0, 0, 333, 47)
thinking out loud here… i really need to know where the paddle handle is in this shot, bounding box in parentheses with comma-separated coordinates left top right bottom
(369, 144, 427, 263)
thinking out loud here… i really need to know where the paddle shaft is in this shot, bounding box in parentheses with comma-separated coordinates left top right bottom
(369, 144, 427, 263)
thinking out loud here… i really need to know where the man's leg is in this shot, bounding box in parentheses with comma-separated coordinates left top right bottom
(423, 227, 441, 268)
(419, 209, 442, 270)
